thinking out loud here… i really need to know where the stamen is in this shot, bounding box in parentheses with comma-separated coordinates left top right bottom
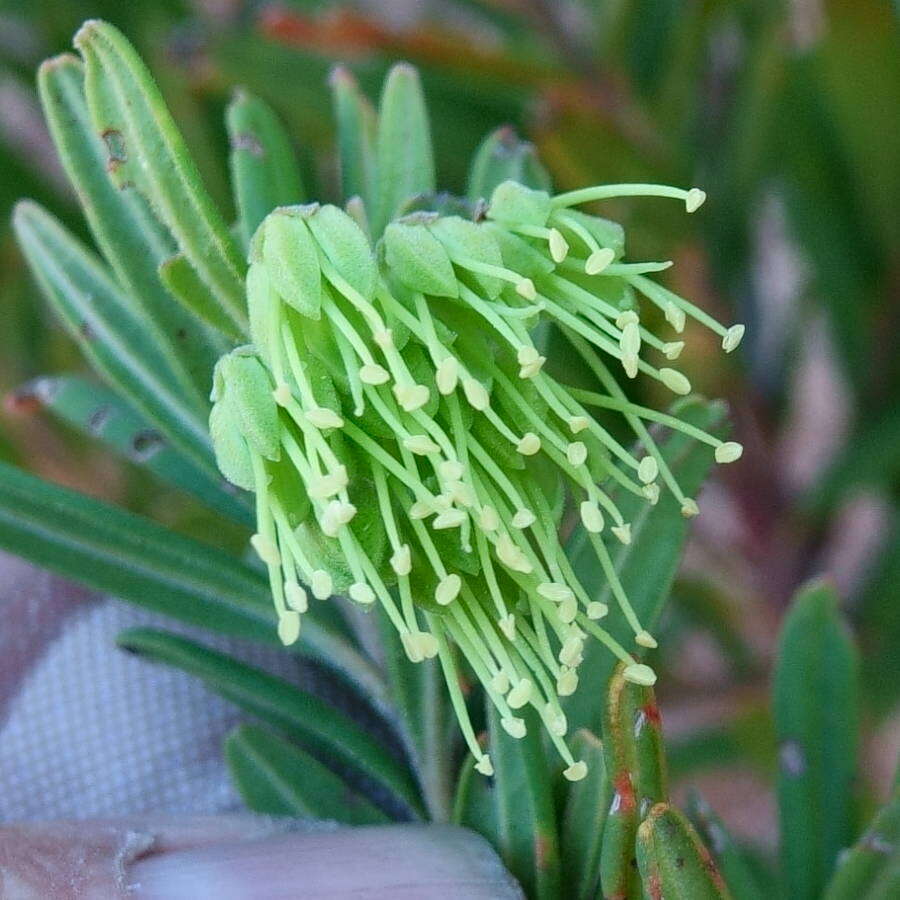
(551, 183, 706, 214)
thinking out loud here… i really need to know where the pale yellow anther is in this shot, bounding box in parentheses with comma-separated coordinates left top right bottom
(404, 434, 440, 455)
(516, 278, 536, 300)
(556, 667, 578, 696)
(559, 635, 584, 668)
(496, 533, 533, 574)
(681, 498, 699, 518)
(305, 406, 344, 429)
(490, 670, 510, 693)
(475, 755, 494, 776)
(477, 505, 500, 532)
(548, 228, 569, 263)
(517, 346, 541, 367)
(285, 582, 309, 613)
(537, 583, 575, 603)
(436, 356, 460, 395)
(390, 544, 412, 577)
(401, 632, 424, 663)
(393, 382, 430, 412)
(414, 632, 439, 659)
(615, 310, 639, 329)
(349, 582, 376, 605)
(516, 432, 541, 456)
(462, 377, 490, 410)
(636, 630, 658, 649)
(372, 328, 394, 349)
(439, 460, 465, 482)
(622, 354, 638, 379)
(511, 509, 536, 529)
(410, 499, 433, 520)
(563, 761, 588, 782)
(638, 456, 658, 483)
(519, 356, 546, 379)
(568, 415, 590, 434)
(566, 442, 588, 466)
(723, 324, 745, 353)
(498, 614, 516, 641)
(311, 570, 333, 600)
(250, 534, 281, 567)
(586, 248, 615, 275)
(611, 523, 632, 545)
(272, 383, 292, 406)
(580, 501, 605, 533)
(321, 500, 357, 536)
(587, 601, 608, 619)
(358, 363, 390, 385)
(308, 466, 349, 500)
(685, 187, 706, 213)
(715, 441, 743, 463)
(623, 663, 657, 686)
(642, 483, 660, 505)
(507, 678, 533, 709)
(501, 717, 527, 739)
(620, 321, 641, 358)
(665, 301, 686, 333)
(544, 704, 568, 737)
(663, 341, 684, 360)
(558, 595, 578, 624)
(432, 508, 467, 530)
(277, 611, 301, 646)
(435, 573, 462, 606)
(659, 367, 691, 395)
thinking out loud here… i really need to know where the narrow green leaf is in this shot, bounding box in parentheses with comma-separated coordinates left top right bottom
(13, 201, 213, 470)
(225, 724, 389, 824)
(18, 374, 252, 527)
(74, 19, 248, 334)
(561, 729, 610, 900)
(0, 460, 390, 717)
(774, 579, 859, 900)
(564, 398, 727, 733)
(226, 89, 304, 249)
(118, 627, 424, 819)
(330, 66, 377, 211)
(467, 126, 552, 201)
(158, 250, 243, 340)
(376, 608, 453, 821)
(37, 53, 225, 407)
(373, 63, 435, 236)
(636, 802, 732, 899)
(686, 790, 767, 900)
(486, 703, 561, 900)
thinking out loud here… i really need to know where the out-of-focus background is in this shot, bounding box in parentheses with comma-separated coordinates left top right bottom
(0, 0, 897, 856)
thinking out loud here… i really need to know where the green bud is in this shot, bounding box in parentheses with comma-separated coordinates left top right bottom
(430, 215, 503, 299)
(209, 397, 254, 491)
(217, 350, 281, 460)
(306, 203, 377, 298)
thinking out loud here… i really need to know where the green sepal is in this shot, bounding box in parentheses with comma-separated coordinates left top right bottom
(262, 209, 322, 319)
(226, 90, 304, 249)
(246, 261, 278, 365)
(636, 802, 731, 899)
(216, 350, 281, 460)
(307, 203, 377, 300)
(430, 216, 503, 299)
(486, 180, 552, 227)
(383, 220, 458, 298)
(209, 397, 255, 492)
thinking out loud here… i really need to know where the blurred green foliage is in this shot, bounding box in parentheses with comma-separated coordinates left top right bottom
(0, 0, 897, 892)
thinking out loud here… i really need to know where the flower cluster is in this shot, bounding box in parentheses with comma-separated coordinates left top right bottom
(209, 179, 743, 780)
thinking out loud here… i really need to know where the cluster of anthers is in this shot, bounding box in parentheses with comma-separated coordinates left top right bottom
(209, 179, 744, 781)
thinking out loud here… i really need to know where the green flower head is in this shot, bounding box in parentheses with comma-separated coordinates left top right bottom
(210, 178, 743, 781)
